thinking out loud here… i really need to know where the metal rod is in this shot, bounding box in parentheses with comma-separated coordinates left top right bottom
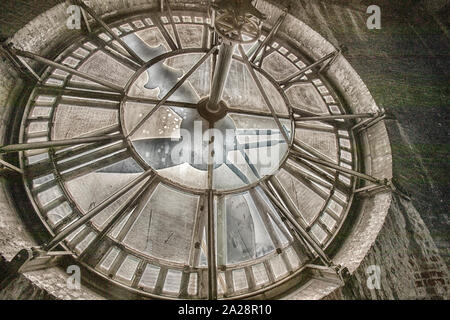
(10, 47, 124, 93)
(80, 7, 92, 34)
(352, 113, 385, 132)
(295, 113, 376, 122)
(0, 133, 123, 154)
(248, 189, 283, 248)
(73, 0, 145, 65)
(206, 119, 217, 300)
(280, 51, 338, 85)
(164, 0, 182, 49)
(0, 159, 23, 174)
(78, 180, 152, 261)
(269, 177, 309, 229)
(127, 46, 218, 137)
(238, 45, 290, 144)
(260, 182, 332, 266)
(0, 44, 41, 82)
(125, 96, 198, 109)
(228, 107, 291, 119)
(36, 86, 122, 100)
(290, 149, 383, 184)
(207, 43, 236, 113)
(250, 9, 288, 64)
(207, 189, 217, 300)
(43, 170, 154, 251)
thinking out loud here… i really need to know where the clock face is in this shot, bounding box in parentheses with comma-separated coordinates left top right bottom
(18, 9, 357, 299)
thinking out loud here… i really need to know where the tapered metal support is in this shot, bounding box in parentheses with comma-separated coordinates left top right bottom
(73, 0, 145, 65)
(260, 182, 333, 266)
(0, 133, 123, 154)
(43, 171, 154, 251)
(128, 46, 218, 137)
(0, 42, 41, 83)
(290, 148, 387, 186)
(206, 42, 235, 114)
(295, 113, 377, 122)
(206, 120, 217, 300)
(9, 47, 124, 93)
(207, 190, 218, 300)
(280, 50, 340, 85)
(239, 45, 290, 144)
(250, 9, 288, 66)
(0, 159, 23, 174)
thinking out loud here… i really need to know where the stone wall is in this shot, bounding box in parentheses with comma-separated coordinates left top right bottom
(326, 193, 449, 299)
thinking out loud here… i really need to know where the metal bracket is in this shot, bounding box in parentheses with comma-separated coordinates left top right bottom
(0, 247, 73, 288)
(305, 264, 350, 286)
(0, 158, 23, 174)
(319, 46, 347, 73)
(354, 178, 393, 197)
(352, 109, 396, 133)
(0, 40, 41, 83)
(10, 247, 73, 274)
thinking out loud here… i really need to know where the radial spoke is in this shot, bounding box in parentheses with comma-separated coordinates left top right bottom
(237, 138, 285, 151)
(188, 194, 207, 267)
(290, 149, 384, 185)
(43, 170, 154, 251)
(151, 12, 178, 51)
(126, 46, 218, 138)
(288, 155, 351, 195)
(269, 177, 309, 228)
(114, 177, 160, 242)
(248, 189, 283, 248)
(164, 0, 182, 49)
(279, 51, 340, 86)
(78, 178, 156, 261)
(259, 181, 332, 266)
(228, 107, 291, 119)
(250, 9, 288, 65)
(0, 159, 23, 174)
(73, 0, 145, 66)
(293, 140, 338, 167)
(238, 45, 290, 145)
(36, 86, 122, 101)
(10, 47, 124, 93)
(207, 42, 236, 112)
(206, 120, 217, 300)
(0, 43, 42, 83)
(283, 160, 332, 191)
(291, 106, 347, 130)
(89, 34, 141, 71)
(125, 96, 198, 109)
(0, 133, 123, 154)
(207, 189, 217, 300)
(295, 113, 377, 122)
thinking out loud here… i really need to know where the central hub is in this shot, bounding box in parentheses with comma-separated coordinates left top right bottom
(197, 97, 229, 123)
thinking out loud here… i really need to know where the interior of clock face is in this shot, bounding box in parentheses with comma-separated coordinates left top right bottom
(19, 10, 357, 299)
